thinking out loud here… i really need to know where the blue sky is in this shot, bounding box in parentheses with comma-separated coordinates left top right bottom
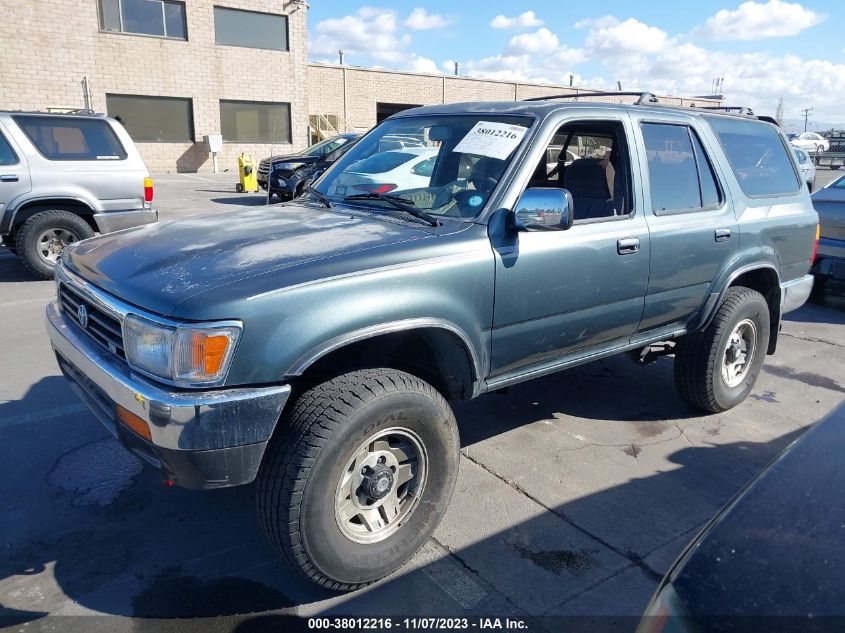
(307, 0, 845, 126)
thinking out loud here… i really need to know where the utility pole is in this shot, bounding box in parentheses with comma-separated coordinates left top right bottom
(338, 49, 344, 65)
(801, 107, 813, 132)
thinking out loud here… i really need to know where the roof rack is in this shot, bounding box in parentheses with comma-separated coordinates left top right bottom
(523, 91, 659, 105)
(699, 105, 755, 116)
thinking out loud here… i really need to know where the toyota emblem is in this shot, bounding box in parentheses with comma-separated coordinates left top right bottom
(77, 304, 88, 328)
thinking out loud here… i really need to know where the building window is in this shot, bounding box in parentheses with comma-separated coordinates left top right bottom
(213, 7, 288, 51)
(220, 101, 291, 143)
(106, 94, 194, 143)
(99, 0, 187, 40)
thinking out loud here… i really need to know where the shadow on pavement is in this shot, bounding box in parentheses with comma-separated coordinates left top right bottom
(0, 362, 817, 630)
(210, 196, 274, 207)
(0, 248, 38, 282)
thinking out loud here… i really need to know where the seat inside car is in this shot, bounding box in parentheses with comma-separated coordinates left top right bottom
(563, 158, 617, 220)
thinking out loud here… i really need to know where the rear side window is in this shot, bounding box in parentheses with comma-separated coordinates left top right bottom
(641, 123, 722, 213)
(12, 116, 127, 161)
(706, 117, 799, 198)
(0, 133, 18, 165)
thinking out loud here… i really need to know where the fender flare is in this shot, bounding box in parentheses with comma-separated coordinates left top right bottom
(285, 317, 483, 393)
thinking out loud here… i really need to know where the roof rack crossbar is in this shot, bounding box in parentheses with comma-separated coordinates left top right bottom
(523, 91, 659, 105)
(699, 106, 755, 116)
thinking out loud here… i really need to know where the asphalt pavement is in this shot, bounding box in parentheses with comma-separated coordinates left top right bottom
(1, 172, 844, 632)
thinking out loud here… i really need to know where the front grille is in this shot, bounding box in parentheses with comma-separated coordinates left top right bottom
(59, 283, 125, 359)
(258, 160, 271, 177)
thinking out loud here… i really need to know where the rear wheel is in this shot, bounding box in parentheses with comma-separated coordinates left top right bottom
(674, 287, 770, 413)
(16, 210, 94, 280)
(256, 369, 460, 590)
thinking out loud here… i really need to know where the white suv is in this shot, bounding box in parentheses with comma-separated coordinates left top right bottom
(0, 111, 157, 279)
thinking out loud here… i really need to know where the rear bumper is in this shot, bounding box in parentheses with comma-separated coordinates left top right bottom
(46, 300, 290, 489)
(780, 274, 814, 314)
(93, 209, 158, 234)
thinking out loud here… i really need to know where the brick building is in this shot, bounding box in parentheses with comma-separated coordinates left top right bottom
(1, 0, 718, 172)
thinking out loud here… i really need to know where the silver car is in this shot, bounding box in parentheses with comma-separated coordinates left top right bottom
(794, 147, 817, 192)
(0, 111, 157, 278)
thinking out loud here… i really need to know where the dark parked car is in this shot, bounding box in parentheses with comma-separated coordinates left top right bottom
(47, 95, 816, 591)
(257, 133, 360, 200)
(638, 404, 845, 633)
(278, 136, 358, 200)
(811, 173, 845, 290)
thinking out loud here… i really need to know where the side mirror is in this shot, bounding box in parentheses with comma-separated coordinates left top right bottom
(513, 187, 574, 231)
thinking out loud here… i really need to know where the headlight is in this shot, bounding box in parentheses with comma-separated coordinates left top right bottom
(123, 315, 241, 386)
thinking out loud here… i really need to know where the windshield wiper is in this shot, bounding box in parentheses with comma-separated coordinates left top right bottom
(343, 193, 440, 227)
(305, 185, 333, 208)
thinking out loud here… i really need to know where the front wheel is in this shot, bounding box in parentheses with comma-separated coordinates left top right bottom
(256, 369, 460, 590)
(674, 287, 770, 413)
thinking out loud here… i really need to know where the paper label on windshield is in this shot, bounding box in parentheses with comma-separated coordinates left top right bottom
(453, 121, 528, 160)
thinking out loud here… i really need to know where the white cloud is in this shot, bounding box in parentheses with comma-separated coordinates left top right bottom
(310, 7, 408, 58)
(407, 53, 441, 74)
(506, 28, 559, 55)
(696, 0, 825, 40)
(404, 8, 452, 31)
(490, 10, 543, 30)
(584, 17, 669, 57)
(574, 15, 620, 30)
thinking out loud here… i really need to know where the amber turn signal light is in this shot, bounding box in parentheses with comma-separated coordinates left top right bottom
(116, 405, 152, 442)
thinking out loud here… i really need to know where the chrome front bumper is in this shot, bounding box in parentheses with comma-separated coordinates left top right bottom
(780, 274, 814, 314)
(46, 300, 290, 489)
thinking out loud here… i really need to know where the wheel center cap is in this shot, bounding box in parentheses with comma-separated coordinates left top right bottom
(365, 467, 394, 500)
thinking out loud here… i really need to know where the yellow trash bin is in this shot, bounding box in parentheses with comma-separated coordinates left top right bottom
(236, 153, 259, 193)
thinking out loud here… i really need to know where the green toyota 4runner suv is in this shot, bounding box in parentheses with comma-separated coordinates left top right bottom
(46, 94, 818, 591)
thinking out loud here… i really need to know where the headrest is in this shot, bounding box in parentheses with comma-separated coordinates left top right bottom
(563, 158, 611, 199)
(470, 156, 505, 182)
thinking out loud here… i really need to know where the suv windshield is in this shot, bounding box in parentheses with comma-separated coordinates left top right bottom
(302, 136, 350, 157)
(315, 115, 533, 219)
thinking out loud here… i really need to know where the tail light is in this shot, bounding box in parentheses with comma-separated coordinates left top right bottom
(143, 177, 154, 203)
(353, 183, 397, 194)
(812, 223, 820, 263)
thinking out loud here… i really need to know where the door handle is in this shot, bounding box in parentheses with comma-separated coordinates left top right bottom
(0, 174, 19, 182)
(715, 228, 731, 242)
(617, 237, 640, 255)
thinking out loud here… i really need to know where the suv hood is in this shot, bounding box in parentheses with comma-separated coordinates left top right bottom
(64, 203, 437, 316)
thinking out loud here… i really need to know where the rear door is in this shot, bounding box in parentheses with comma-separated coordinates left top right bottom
(0, 121, 32, 234)
(630, 114, 738, 334)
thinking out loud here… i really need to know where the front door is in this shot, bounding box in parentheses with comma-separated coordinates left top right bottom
(489, 115, 650, 378)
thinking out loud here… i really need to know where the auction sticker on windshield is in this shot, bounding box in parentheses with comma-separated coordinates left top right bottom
(453, 121, 528, 160)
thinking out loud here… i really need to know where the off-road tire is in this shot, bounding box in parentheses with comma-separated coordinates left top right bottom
(256, 369, 460, 591)
(16, 210, 94, 280)
(674, 287, 770, 413)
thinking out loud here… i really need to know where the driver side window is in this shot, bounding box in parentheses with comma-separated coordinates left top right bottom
(529, 120, 634, 223)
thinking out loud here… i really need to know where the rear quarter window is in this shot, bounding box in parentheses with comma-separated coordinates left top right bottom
(12, 115, 127, 161)
(706, 116, 799, 198)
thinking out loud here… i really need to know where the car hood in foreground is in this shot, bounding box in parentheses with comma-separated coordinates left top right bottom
(64, 203, 445, 317)
(664, 404, 845, 618)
